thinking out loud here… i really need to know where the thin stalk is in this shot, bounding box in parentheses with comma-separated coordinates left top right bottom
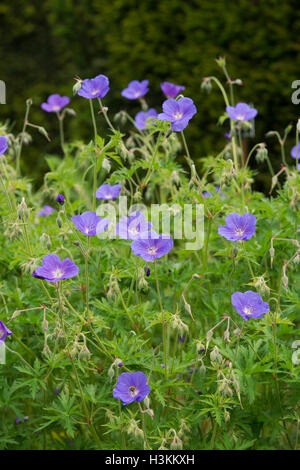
(154, 262, 167, 376)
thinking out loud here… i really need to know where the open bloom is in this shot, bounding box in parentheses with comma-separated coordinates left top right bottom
(161, 81, 185, 99)
(41, 94, 70, 113)
(226, 102, 257, 121)
(116, 211, 152, 240)
(218, 213, 256, 241)
(96, 183, 121, 200)
(291, 144, 300, 159)
(134, 109, 158, 130)
(38, 205, 55, 217)
(71, 211, 110, 236)
(32, 254, 79, 282)
(157, 97, 197, 132)
(121, 80, 149, 100)
(131, 230, 173, 261)
(113, 372, 150, 405)
(231, 291, 269, 320)
(0, 320, 12, 342)
(0, 136, 8, 155)
(78, 74, 109, 99)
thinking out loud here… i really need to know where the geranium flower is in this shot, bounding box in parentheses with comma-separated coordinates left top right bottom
(121, 80, 149, 100)
(291, 144, 300, 159)
(113, 372, 150, 405)
(32, 254, 79, 282)
(157, 97, 197, 131)
(116, 211, 152, 240)
(38, 205, 55, 217)
(231, 291, 269, 320)
(96, 183, 121, 200)
(203, 186, 225, 198)
(56, 194, 65, 205)
(134, 109, 158, 130)
(78, 74, 109, 99)
(226, 102, 257, 121)
(160, 81, 185, 99)
(71, 211, 110, 236)
(218, 213, 256, 241)
(131, 230, 173, 262)
(41, 94, 70, 113)
(0, 320, 12, 342)
(0, 136, 8, 155)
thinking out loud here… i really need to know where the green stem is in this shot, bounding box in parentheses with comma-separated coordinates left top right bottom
(16, 100, 31, 177)
(154, 262, 167, 376)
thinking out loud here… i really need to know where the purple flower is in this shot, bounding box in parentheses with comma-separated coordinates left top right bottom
(0, 136, 8, 155)
(72, 211, 110, 237)
(134, 109, 158, 130)
(56, 194, 65, 205)
(157, 97, 197, 132)
(54, 387, 61, 395)
(121, 80, 149, 100)
(0, 320, 12, 342)
(231, 291, 269, 321)
(203, 186, 225, 198)
(218, 213, 256, 241)
(161, 81, 185, 99)
(113, 371, 150, 405)
(224, 132, 231, 140)
(96, 183, 121, 200)
(78, 74, 109, 99)
(178, 334, 186, 343)
(41, 94, 70, 113)
(131, 230, 173, 262)
(38, 205, 55, 217)
(291, 144, 300, 159)
(32, 254, 79, 282)
(226, 102, 257, 122)
(116, 211, 152, 240)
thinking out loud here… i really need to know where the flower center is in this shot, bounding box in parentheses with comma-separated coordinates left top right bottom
(91, 89, 100, 96)
(85, 226, 93, 234)
(129, 385, 138, 397)
(174, 112, 183, 120)
(235, 228, 244, 237)
(52, 268, 63, 279)
(148, 246, 157, 254)
(53, 105, 60, 112)
(243, 307, 253, 316)
(236, 114, 245, 120)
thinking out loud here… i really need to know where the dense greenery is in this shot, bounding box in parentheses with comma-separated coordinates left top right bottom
(0, 60, 299, 450)
(1, 0, 300, 187)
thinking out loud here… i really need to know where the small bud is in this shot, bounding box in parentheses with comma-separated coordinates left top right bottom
(17, 198, 29, 220)
(255, 144, 268, 164)
(73, 79, 83, 95)
(215, 56, 226, 68)
(201, 77, 212, 93)
(56, 212, 63, 228)
(56, 194, 65, 205)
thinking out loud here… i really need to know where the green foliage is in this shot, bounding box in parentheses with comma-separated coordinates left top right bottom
(0, 60, 300, 451)
(1, 0, 300, 188)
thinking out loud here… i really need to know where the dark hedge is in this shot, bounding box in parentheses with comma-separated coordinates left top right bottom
(1, 0, 300, 190)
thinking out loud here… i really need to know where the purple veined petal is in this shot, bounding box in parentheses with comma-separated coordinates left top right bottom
(217, 225, 237, 241)
(171, 117, 190, 132)
(96, 183, 121, 200)
(178, 97, 197, 119)
(161, 82, 185, 99)
(0, 136, 8, 155)
(96, 217, 111, 234)
(162, 99, 180, 118)
(60, 258, 79, 278)
(0, 320, 12, 342)
(72, 211, 102, 236)
(231, 290, 269, 321)
(157, 112, 172, 122)
(290, 143, 300, 159)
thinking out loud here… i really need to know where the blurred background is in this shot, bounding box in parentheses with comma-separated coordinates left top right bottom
(1, 0, 300, 191)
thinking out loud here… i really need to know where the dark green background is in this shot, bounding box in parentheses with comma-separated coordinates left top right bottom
(1, 0, 300, 189)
